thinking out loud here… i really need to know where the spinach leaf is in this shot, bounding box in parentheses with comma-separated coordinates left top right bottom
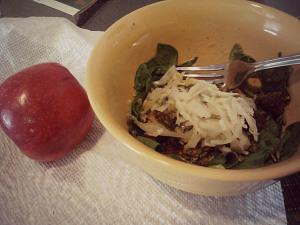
(260, 67, 291, 93)
(208, 152, 241, 169)
(234, 118, 281, 169)
(178, 57, 198, 67)
(263, 117, 281, 136)
(137, 136, 160, 150)
(131, 95, 143, 119)
(131, 64, 152, 119)
(207, 153, 226, 166)
(146, 43, 178, 75)
(134, 64, 152, 94)
(131, 43, 180, 119)
(234, 149, 265, 169)
(229, 43, 256, 87)
(131, 43, 199, 119)
(167, 153, 187, 162)
(224, 152, 241, 168)
(229, 43, 256, 63)
(127, 118, 144, 137)
(279, 122, 300, 160)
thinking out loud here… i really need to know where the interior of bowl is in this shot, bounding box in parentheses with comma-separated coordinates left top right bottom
(86, 0, 300, 181)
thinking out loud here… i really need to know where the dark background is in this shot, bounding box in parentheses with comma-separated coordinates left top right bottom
(1, 0, 300, 30)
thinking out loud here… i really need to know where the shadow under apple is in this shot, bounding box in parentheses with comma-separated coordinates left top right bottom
(39, 118, 105, 187)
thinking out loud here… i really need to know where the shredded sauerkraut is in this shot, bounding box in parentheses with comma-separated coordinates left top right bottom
(134, 66, 258, 151)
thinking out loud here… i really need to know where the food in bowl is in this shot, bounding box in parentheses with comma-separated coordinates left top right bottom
(128, 43, 300, 169)
(86, 0, 300, 195)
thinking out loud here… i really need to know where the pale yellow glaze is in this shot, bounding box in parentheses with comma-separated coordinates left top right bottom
(86, 0, 300, 195)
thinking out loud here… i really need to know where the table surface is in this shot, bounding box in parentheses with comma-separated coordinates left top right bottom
(1, 0, 300, 225)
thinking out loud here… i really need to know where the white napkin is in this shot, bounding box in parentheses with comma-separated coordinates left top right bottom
(0, 17, 287, 225)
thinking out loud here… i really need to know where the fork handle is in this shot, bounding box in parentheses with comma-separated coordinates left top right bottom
(253, 54, 300, 72)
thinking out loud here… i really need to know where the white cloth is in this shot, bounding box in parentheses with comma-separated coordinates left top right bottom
(0, 17, 287, 225)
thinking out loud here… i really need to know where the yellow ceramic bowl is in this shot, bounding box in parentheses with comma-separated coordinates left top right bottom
(86, 0, 300, 196)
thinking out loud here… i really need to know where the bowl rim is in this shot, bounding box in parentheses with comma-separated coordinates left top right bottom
(86, 0, 300, 182)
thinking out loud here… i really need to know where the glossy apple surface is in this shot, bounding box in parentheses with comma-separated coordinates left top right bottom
(0, 63, 94, 161)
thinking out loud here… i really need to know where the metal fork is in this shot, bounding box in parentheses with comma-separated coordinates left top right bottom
(176, 53, 300, 89)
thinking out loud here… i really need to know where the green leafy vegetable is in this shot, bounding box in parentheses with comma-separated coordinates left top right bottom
(279, 122, 300, 160)
(263, 117, 281, 136)
(134, 64, 152, 94)
(131, 44, 179, 119)
(178, 57, 198, 67)
(137, 136, 160, 150)
(207, 153, 226, 166)
(131, 96, 143, 119)
(229, 43, 256, 87)
(147, 43, 178, 75)
(235, 118, 281, 169)
(235, 149, 265, 169)
(127, 119, 144, 137)
(207, 152, 240, 169)
(129, 43, 298, 170)
(131, 64, 153, 118)
(224, 152, 241, 168)
(235, 121, 300, 169)
(167, 153, 187, 162)
(131, 43, 197, 120)
(229, 43, 256, 63)
(260, 67, 291, 93)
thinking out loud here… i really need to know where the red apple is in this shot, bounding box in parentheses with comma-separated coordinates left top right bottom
(0, 63, 94, 161)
